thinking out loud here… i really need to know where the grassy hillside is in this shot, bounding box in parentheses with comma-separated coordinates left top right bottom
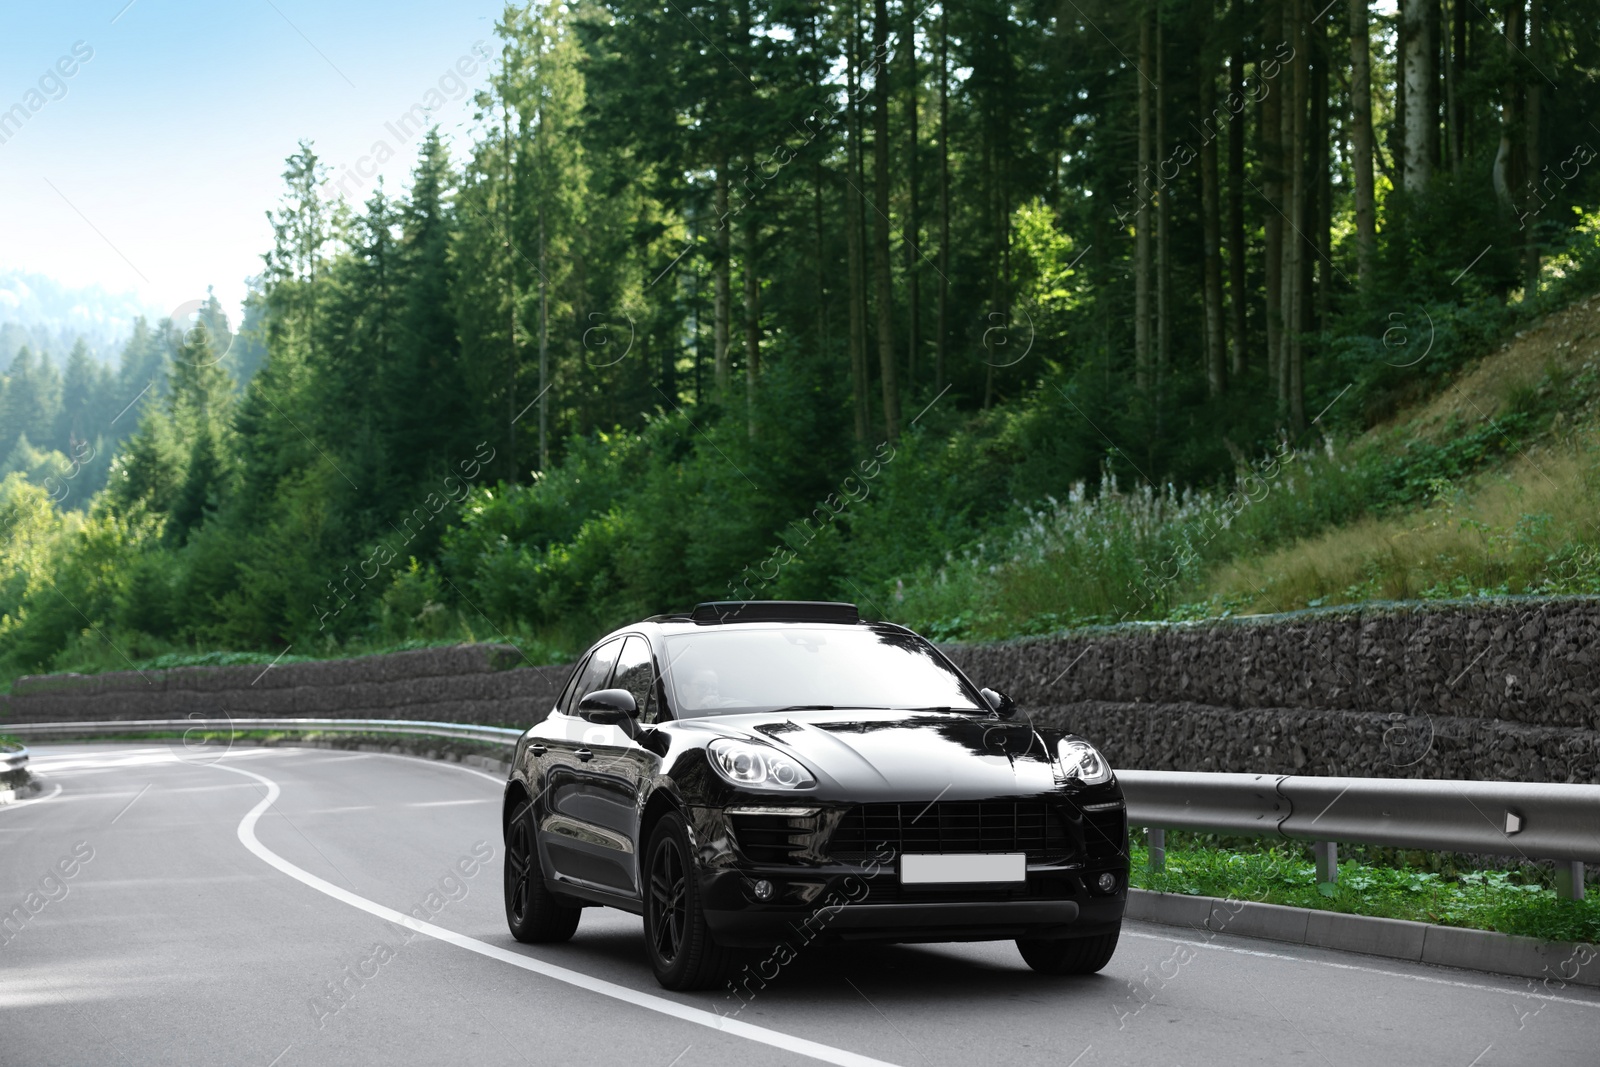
(1207, 295, 1600, 613)
(893, 290, 1600, 640)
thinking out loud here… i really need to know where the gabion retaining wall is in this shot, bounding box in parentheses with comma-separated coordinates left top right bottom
(4, 597, 1597, 782)
(0, 645, 571, 730)
(940, 597, 1600, 783)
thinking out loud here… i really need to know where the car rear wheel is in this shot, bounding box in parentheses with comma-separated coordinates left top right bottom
(504, 800, 582, 943)
(643, 812, 741, 991)
(1016, 926, 1120, 974)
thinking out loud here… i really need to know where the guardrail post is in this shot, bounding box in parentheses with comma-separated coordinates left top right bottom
(1147, 828, 1166, 872)
(1555, 860, 1585, 901)
(1313, 841, 1338, 884)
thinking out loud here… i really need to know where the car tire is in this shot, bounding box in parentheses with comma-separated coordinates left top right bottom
(1016, 926, 1120, 974)
(504, 800, 582, 943)
(643, 812, 741, 991)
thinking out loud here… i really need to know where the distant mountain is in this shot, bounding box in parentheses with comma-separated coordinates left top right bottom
(0, 270, 164, 365)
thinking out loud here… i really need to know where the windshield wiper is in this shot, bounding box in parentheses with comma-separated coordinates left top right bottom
(769, 704, 839, 712)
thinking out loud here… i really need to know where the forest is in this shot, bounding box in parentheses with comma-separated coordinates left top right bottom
(3, 0, 1600, 678)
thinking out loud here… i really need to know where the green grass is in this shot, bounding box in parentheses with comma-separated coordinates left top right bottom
(1130, 840, 1600, 945)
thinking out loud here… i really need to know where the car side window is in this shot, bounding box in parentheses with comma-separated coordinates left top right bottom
(612, 635, 657, 723)
(563, 639, 621, 714)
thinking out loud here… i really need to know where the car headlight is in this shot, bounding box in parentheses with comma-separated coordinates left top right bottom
(708, 739, 816, 789)
(1057, 738, 1112, 785)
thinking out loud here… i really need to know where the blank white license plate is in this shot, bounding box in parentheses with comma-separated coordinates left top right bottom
(900, 853, 1026, 885)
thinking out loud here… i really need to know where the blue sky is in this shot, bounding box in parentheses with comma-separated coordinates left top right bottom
(0, 0, 507, 330)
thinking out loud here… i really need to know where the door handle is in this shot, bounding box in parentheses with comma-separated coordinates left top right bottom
(576, 748, 594, 762)
(528, 744, 547, 757)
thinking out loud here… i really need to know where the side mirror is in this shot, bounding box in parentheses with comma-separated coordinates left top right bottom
(981, 688, 1017, 719)
(578, 688, 640, 728)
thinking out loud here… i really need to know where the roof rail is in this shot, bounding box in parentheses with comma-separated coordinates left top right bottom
(689, 601, 860, 625)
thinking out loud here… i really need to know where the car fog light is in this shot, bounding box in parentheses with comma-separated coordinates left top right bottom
(752, 879, 775, 901)
(1095, 873, 1117, 894)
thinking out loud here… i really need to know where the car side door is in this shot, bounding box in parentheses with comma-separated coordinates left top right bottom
(532, 638, 624, 891)
(563, 634, 663, 897)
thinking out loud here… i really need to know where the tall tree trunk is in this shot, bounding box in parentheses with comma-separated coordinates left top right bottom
(1156, 15, 1170, 414)
(713, 159, 731, 394)
(1314, 15, 1331, 331)
(1492, 1, 1523, 209)
(1286, 0, 1306, 431)
(1401, 0, 1435, 192)
(904, 0, 920, 391)
(1446, 0, 1464, 172)
(846, 13, 870, 443)
(814, 161, 828, 345)
(502, 90, 520, 480)
(1349, 0, 1377, 288)
(1135, 5, 1154, 392)
(691, 218, 703, 404)
(1523, 0, 1542, 294)
(1200, 39, 1226, 398)
(538, 209, 550, 472)
(1228, 47, 1247, 378)
(744, 213, 760, 438)
(936, 4, 950, 393)
(1395, 11, 1408, 190)
(871, 0, 901, 440)
(1262, 0, 1283, 393)
(1427, 0, 1442, 171)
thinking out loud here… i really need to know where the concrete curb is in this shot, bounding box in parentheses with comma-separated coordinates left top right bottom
(1127, 888, 1600, 989)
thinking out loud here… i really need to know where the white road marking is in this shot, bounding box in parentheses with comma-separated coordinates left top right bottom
(1124, 929, 1600, 1008)
(211, 761, 902, 1067)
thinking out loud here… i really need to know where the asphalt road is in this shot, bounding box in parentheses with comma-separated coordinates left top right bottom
(3, 743, 1596, 1067)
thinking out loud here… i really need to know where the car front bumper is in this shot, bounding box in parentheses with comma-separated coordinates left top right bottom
(700, 864, 1126, 947)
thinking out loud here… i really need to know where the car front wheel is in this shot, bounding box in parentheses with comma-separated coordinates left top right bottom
(1016, 926, 1120, 974)
(504, 800, 582, 943)
(643, 812, 741, 990)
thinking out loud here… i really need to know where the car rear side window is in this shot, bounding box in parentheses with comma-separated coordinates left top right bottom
(612, 635, 657, 722)
(563, 639, 622, 714)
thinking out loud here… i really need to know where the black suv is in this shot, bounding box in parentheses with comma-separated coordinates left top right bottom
(501, 601, 1128, 990)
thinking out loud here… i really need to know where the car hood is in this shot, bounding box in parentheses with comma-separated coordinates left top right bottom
(675, 709, 1062, 800)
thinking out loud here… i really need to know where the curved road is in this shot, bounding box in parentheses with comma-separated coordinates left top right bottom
(2, 743, 1596, 1066)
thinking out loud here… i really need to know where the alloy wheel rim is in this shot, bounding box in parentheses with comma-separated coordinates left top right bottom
(649, 837, 687, 964)
(506, 817, 531, 924)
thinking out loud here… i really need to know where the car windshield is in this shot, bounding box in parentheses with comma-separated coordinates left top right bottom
(663, 625, 983, 717)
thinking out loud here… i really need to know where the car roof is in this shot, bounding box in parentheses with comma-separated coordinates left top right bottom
(589, 602, 918, 648)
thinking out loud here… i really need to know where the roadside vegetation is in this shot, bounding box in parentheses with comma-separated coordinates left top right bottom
(1130, 836, 1600, 946)
(5, 4, 1600, 683)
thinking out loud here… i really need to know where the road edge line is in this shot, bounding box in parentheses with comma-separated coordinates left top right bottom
(210, 760, 904, 1067)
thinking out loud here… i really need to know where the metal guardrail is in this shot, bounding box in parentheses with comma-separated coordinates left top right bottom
(8, 719, 1594, 897)
(1117, 771, 1600, 862)
(1118, 770, 1597, 900)
(3, 718, 520, 748)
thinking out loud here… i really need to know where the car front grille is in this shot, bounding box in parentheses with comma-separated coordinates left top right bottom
(827, 800, 1070, 863)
